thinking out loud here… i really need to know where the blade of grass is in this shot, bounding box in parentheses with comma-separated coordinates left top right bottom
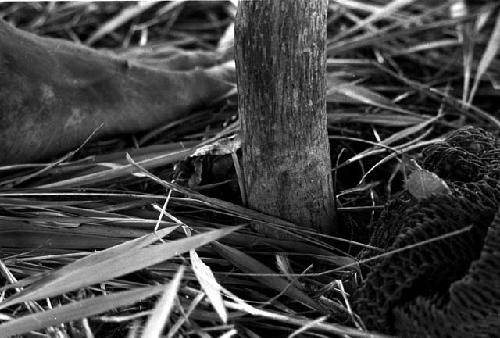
(141, 266, 184, 338)
(328, 17, 469, 54)
(330, 0, 418, 43)
(212, 242, 320, 310)
(224, 300, 391, 338)
(0, 226, 240, 310)
(36, 148, 194, 188)
(190, 250, 227, 323)
(328, 112, 427, 127)
(468, 10, 500, 103)
(327, 76, 415, 115)
(374, 62, 500, 128)
(125, 154, 302, 233)
(0, 285, 164, 338)
(85, 1, 159, 45)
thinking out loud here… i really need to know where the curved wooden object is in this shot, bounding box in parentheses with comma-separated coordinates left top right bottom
(0, 19, 233, 164)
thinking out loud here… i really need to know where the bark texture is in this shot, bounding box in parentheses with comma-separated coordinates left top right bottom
(235, 0, 336, 235)
(0, 19, 233, 164)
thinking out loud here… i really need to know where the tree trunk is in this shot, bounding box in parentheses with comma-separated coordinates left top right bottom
(235, 0, 336, 235)
(0, 19, 233, 164)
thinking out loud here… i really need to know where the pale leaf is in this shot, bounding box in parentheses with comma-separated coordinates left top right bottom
(212, 242, 319, 310)
(190, 250, 228, 323)
(327, 75, 412, 115)
(141, 266, 184, 338)
(407, 169, 451, 200)
(0, 285, 164, 337)
(0, 226, 239, 310)
(469, 10, 500, 103)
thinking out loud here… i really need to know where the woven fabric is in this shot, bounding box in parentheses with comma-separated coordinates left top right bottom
(352, 127, 500, 336)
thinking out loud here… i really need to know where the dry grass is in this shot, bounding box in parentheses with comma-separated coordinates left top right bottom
(0, 1, 499, 337)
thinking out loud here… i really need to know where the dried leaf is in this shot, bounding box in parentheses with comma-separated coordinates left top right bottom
(141, 267, 184, 338)
(85, 1, 161, 45)
(327, 75, 412, 115)
(468, 9, 500, 102)
(190, 250, 228, 323)
(0, 285, 164, 337)
(192, 136, 241, 157)
(330, 0, 418, 42)
(328, 112, 427, 127)
(407, 169, 451, 200)
(212, 242, 320, 310)
(0, 227, 239, 310)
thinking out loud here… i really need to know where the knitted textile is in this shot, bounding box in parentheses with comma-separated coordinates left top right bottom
(352, 127, 500, 337)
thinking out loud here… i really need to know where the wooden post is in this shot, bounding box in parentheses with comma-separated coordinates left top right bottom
(235, 0, 336, 235)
